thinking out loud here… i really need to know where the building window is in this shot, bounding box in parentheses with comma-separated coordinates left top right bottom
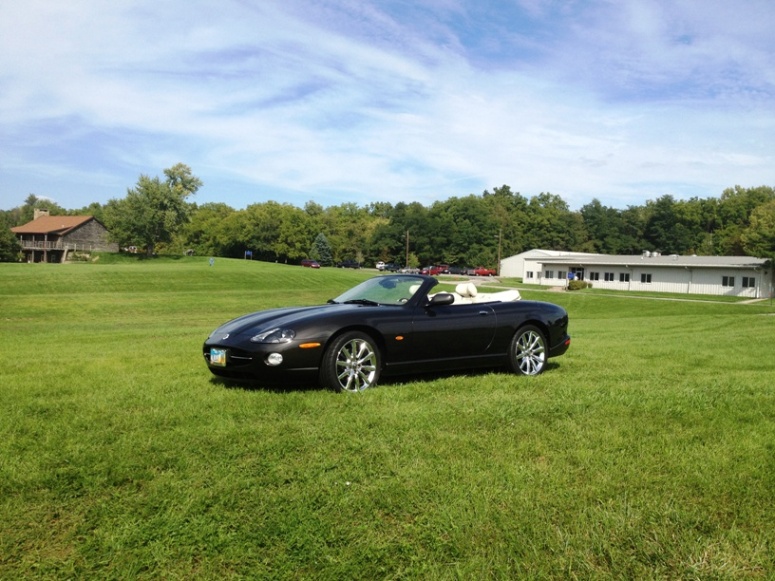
(604, 272, 615, 282)
(722, 276, 735, 287)
(544, 270, 554, 279)
(526, 271, 534, 279)
(742, 276, 756, 288)
(641, 273, 652, 284)
(589, 272, 600, 281)
(558, 271, 566, 280)
(619, 273, 630, 283)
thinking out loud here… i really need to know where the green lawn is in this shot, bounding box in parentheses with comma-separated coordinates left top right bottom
(1, 258, 774, 579)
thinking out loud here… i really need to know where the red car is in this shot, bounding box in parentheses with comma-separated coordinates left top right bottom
(301, 259, 320, 268)
(421, 264, 449, 276)
(470, 266, 496, 276)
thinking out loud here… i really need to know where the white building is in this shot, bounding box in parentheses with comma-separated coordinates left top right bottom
(500, 249, 599, 279)
(503, 250, 772, 299)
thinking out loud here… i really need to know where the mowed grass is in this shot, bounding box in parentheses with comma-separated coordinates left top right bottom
(1, 258, 774, 579)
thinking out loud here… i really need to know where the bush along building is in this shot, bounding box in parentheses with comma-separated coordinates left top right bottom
(11, 210, 118, 263)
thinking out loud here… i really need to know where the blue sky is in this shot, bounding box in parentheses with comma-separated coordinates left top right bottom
(1, 0, 773, 211)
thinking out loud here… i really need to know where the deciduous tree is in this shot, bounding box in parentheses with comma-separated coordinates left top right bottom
(742, 200, 775, 260)
(104, 164, 201, 256)
(0, 213, 21, 261)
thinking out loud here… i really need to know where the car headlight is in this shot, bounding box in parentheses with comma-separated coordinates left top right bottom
(250, 328, 296, 344)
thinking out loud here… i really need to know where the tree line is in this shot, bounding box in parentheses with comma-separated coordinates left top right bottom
(2, 163, 774, 265)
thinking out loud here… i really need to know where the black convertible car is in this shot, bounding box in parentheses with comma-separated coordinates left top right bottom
(203, 274, 570, 392)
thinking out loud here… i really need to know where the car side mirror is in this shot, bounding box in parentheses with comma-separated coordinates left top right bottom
(427, 293, 454, 307)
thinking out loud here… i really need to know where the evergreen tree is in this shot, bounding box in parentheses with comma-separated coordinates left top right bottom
(311, 233, 334, 266)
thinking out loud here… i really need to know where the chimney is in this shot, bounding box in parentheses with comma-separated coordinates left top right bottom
(34, 209, 50, 220)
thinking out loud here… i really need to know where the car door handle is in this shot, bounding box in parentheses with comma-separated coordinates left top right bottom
(478, 310, 489, 316)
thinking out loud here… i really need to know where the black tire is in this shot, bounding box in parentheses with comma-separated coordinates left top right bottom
(320, 331, 381, 392)
(507, 325, 547, 376)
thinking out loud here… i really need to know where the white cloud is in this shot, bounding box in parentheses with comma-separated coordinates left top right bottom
(0, 0, 773, 211)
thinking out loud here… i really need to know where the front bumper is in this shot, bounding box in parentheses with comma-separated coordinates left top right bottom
(202, 341, 322, 384)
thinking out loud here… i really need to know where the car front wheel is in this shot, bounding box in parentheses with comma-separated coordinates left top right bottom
(507, 325, 547, 376)
(320, 331, 381, 392)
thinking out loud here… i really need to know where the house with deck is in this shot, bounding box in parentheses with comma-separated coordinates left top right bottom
(11, 210, 118, 263)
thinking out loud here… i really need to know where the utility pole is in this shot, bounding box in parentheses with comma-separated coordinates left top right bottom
(405, 230, 409, 268)
(497, 228, 502, 275)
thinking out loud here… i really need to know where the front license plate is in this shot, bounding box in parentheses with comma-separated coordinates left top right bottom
(210, 348, 227, 367)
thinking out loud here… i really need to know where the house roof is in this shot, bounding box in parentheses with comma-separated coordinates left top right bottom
(11, 215, 95, 235)
(527, 252, 768, 269)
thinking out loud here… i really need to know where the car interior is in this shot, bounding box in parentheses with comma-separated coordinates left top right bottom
(417, 282, 522, 305)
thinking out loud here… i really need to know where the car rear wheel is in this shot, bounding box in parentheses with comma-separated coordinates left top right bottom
(320, 331, 381, 392)
(507, 325, 547, 376)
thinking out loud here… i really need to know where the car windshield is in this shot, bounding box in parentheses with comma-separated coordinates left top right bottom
(331, 276, 426, 306)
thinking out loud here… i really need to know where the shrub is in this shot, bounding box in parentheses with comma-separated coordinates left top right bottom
(568, 279, 591, 291)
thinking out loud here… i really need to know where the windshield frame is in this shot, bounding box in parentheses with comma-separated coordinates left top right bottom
(331, 275, 433, 306)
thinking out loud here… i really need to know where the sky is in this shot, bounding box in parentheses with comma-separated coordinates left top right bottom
(1, 0, 773, 212)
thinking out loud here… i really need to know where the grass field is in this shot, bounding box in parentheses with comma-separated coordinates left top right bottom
(2, 257, 774, 579)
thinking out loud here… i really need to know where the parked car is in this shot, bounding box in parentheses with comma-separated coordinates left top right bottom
(301, 259, 320, 268)
(336, 259, 361, 269)
(384, 263, 400, 272)
(420, 265, 448, 276)
(470, 266, 496, 276)
(447, 266, 469, 275)
(203, 274, 571, 392)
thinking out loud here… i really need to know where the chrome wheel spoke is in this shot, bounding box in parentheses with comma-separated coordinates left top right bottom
(515, 330, 546, 375)
(335, 339, 377, 391)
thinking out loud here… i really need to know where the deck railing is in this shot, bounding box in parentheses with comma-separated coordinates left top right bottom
(17, 240, 67, 250)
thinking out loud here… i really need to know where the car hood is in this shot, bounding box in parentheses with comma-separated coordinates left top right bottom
(208, 303, 373, 339)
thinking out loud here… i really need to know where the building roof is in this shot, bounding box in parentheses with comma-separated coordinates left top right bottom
(503, 249, 600, 262)
(11, 215, 95, 235)
(527, 252, 768, 269)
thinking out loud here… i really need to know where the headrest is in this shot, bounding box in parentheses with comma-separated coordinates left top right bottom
(455, 282, 478, 297)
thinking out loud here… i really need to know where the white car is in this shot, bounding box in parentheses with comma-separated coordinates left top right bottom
(376, 261, 386, 271)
